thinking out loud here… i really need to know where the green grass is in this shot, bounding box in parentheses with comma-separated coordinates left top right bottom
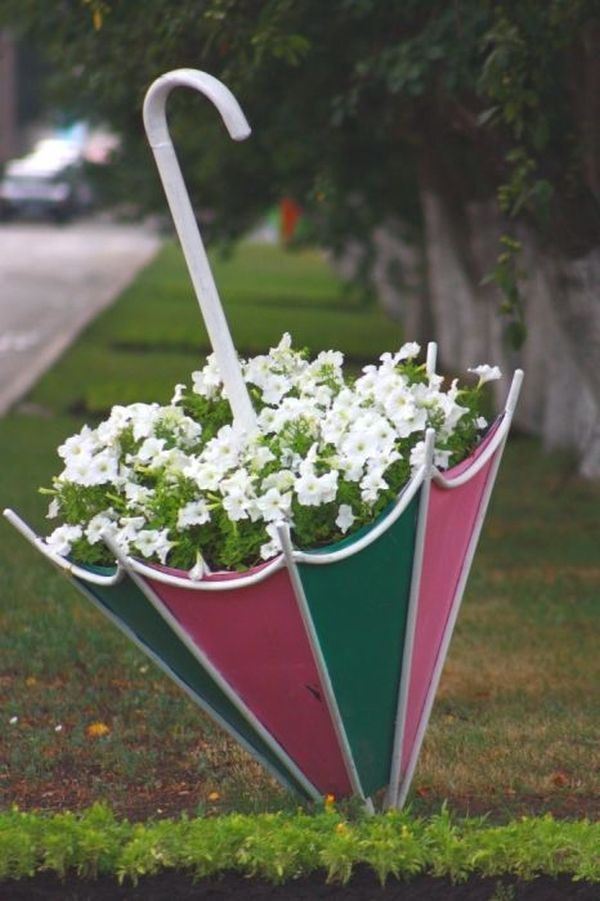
(1, 803, 598, 885)
(28, 241, 402, 415)
(0, 240, 598, 823)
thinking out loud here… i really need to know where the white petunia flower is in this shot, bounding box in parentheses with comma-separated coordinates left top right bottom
(221, 491, 250, 521)
(261, 469, 295, 493)
(396, 341, 421, 361)
(360, 466, 388, 503)
(183, 459, 223, 492)
(87, 450, 120, 485)
(409, 441, 426, 471)
(128, 403, 161, 441)
(188, 552, 207, 581)
(433, 448, 452, 469)
(86, 512, 116, 545)
(47, 498, 60, 519)
(468, 364, 502, 385)
(336, 504, 355, 534)
(171, 383, 186, 404)
(114, 516, 146, 553)
(124, 483, 153, 507)
(295, 466, 338, 506)
(45, 334, 498, 573)
(255, 487, 292, 522)
(133, 528, 173, 564)
(135, 437, 166, 464)
(177, 500, 212, 529)
(61, 454, 96, 485)
(46, 524, 83, 557)
(58, 425, 98, 462)
(191, 354, 222, 397)
(259, 521, 285, 561)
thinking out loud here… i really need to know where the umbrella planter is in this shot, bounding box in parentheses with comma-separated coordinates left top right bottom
(4, 69, 523, 810)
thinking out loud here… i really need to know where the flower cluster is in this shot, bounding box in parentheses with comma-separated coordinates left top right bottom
(44, 335, 500, 575)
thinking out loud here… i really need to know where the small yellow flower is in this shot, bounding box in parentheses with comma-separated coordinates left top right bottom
(25, 676, 37, 687)
(335, 822, 347, 834)
(324, 793, 336, 809)
(207, 791, 221, 802)
(86, 721, 110, 738)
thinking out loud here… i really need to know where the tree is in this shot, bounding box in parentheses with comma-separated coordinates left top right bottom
(3, 0, 599, 474)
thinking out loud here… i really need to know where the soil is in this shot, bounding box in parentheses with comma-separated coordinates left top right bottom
(0, 870, 597, 900)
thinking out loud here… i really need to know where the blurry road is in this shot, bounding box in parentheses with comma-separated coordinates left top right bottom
(0, 216, 161, 414)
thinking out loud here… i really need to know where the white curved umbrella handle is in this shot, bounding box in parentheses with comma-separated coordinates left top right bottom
(143, 69, 256, 432)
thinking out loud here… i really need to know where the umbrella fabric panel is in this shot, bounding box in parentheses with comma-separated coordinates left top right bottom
(75, 569, 311, 798)
(297, 494, 420, 797)
(400, 451, 498, 776)
(144, 566, 353, 798)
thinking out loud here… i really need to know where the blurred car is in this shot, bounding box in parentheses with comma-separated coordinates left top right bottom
(0, 137, 93, 222)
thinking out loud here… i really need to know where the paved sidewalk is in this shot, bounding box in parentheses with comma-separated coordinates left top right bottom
(0, 216, 161, 415)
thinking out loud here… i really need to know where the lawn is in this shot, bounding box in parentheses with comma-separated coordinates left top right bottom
(0, 240, 598, 823)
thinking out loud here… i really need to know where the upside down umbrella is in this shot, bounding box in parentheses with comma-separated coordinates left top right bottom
(4, 69, 523, 809)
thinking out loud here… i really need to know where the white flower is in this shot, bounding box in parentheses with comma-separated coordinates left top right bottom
(261, 469, 295, 493)
(128, 403, 161, 441)
(46, 333, 498, 573)
(57, 426, 97, 462)
(338, 454, 365, 482)
(396, 341, 421, 361)
(221, 492, 250, 522)
(47, 498, 60, 519)
(468, 364, 502, 385)
(86, 513, 116, 545)
(135, 437, 166, 464)
(191, 354, 222, 398)
(336, 504, 355, 534)
(177, 500, 211, 528)
(133, 528, 173, 564)
(339, 428, 377, 466)
(113, 516, 146, 553)
(46, 524, 83, 557)
(171, 383, 186, 404)
(183, 459, 223, 491)
(87, 450, 120, 485)
(188, 552, 207, 581)
(124, 483, 153, 507)
(255, 487, 292, 522)
(380, 341, 420, 365)
(259, 521, 284, 561)
(259, 373, 292, 405)
(433, 448, 452, 469)
(360, 465, 388, 503)
(9, 716, 18, 725)
(410, 441, 426, 471)
(247, 443, 276, 471)
(295, 466, 338, 506)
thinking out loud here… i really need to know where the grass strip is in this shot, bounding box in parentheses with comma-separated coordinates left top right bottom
(0, 804, 598, 886)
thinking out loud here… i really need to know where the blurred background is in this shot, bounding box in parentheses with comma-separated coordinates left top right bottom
(1, 2, 599, 476)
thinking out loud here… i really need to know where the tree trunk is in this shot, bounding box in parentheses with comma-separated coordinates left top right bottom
(343, 194, 600, 478)
(420, 191, 600, 478)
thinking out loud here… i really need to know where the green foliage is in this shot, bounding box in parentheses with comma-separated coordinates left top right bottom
(0, 805, 598, 886)
(4, 1, 597, 251)
(481, 236, 527, 349)
(3, 0, 597, 356)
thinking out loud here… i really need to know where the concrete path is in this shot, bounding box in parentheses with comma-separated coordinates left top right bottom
(0, 216, 161, 414)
